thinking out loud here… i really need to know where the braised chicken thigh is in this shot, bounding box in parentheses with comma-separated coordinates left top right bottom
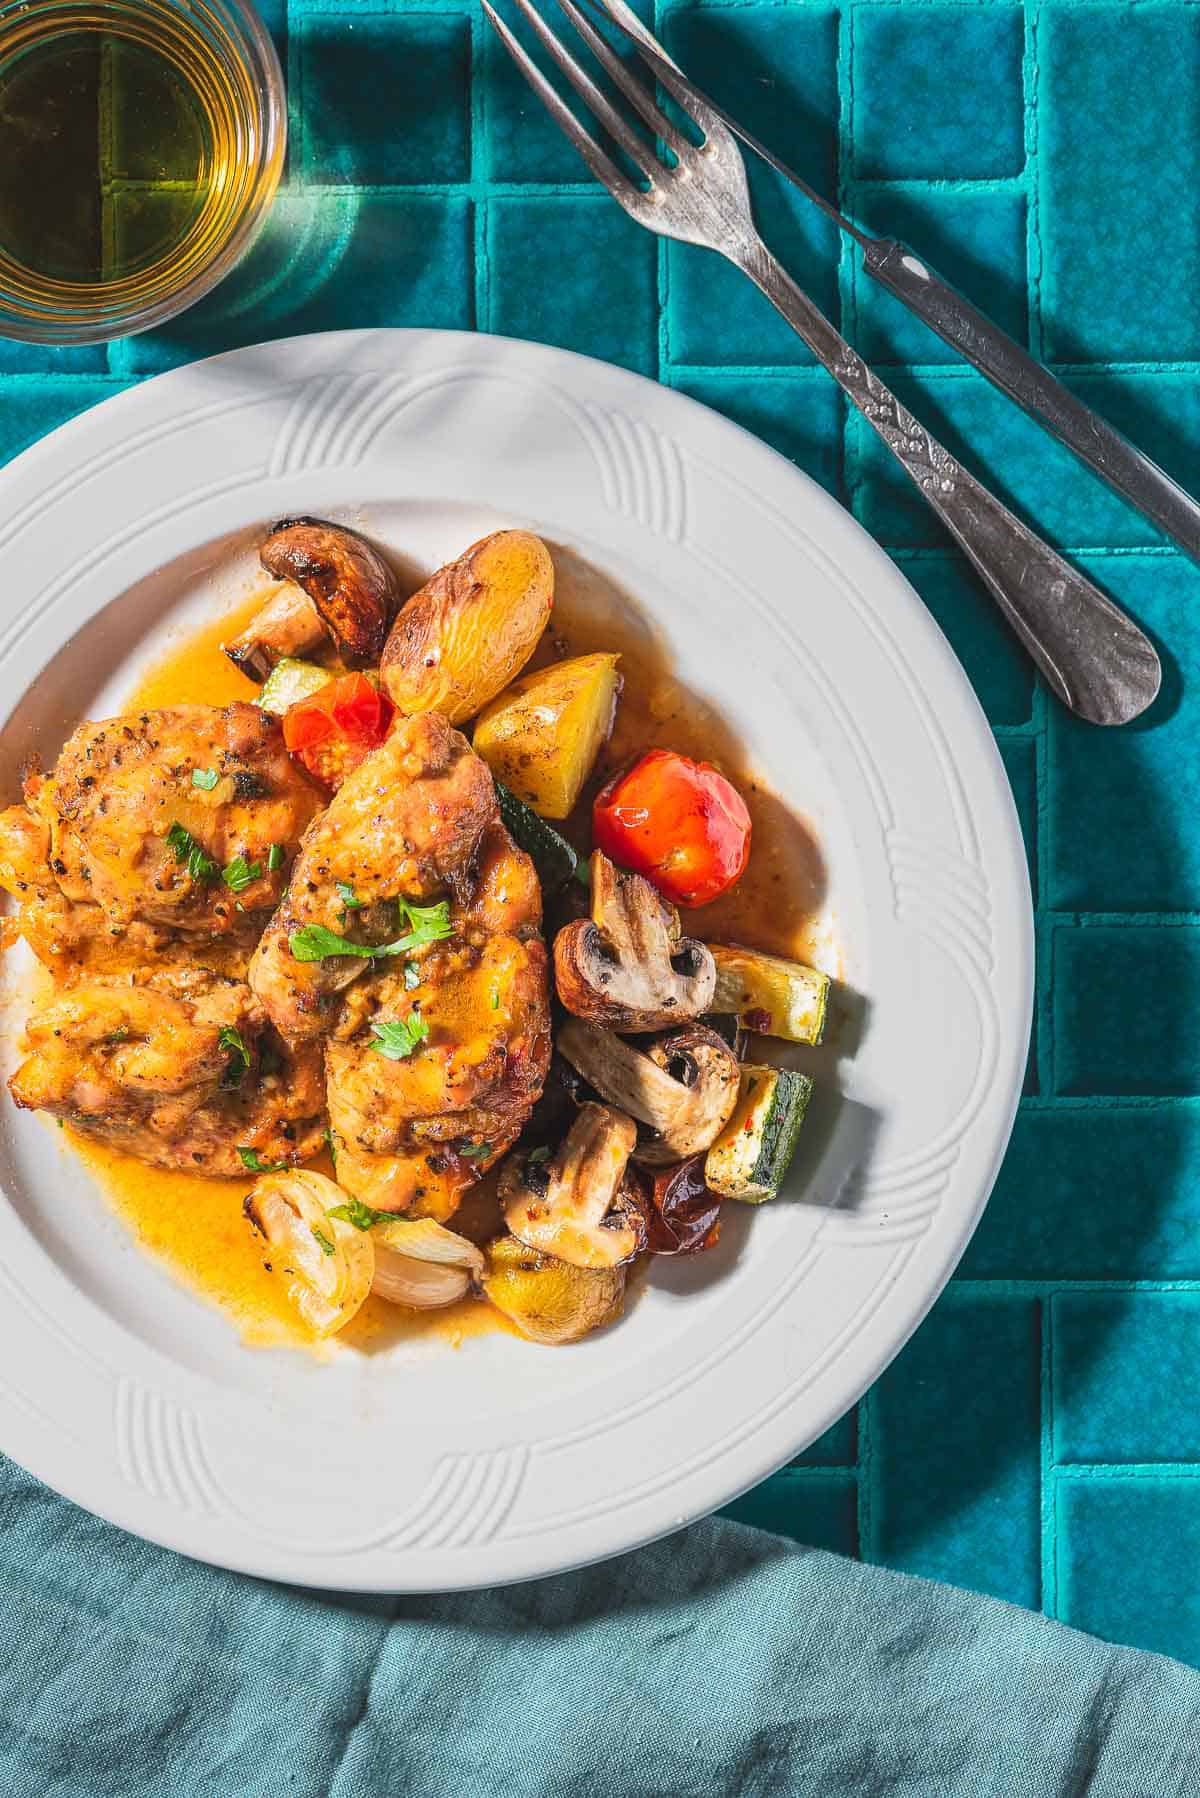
(10, 967, 324, 1173)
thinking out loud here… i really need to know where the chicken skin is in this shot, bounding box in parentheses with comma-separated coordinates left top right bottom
(0, 704, 322, 971)
(249, 711, 496, 1043)
(9, 967, 324, 1173)
(327, 824, 552, 1217)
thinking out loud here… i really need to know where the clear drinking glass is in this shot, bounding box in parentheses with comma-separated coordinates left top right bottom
(0, 0, 285, 343)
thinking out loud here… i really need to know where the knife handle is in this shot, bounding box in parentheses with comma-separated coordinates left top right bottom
(863, 236, 1200, 565)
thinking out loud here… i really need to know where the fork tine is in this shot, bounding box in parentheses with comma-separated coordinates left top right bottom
(504, 0, 662, 180)
(481, 1, 640, 202)
(588, 0, 730, 145)
(553, 0, 692, 160)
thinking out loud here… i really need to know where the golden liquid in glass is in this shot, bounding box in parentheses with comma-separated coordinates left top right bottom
(0, 3, 279, 321)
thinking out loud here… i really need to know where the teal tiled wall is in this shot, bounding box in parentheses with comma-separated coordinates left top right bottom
(3, 0, 1200, 1663)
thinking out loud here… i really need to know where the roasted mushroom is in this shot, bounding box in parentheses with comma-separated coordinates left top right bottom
(553, 852, 716, 1032)
(481, 1234, 626, 1345)
(557, 1019, 740, 1167)
(225, 517, 400, 678)
(499, 1100, 646, 1269)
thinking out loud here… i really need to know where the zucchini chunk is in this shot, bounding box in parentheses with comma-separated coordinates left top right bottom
(257, 657, 333, 717)
(709, 945, 830, 1046)
(495, 781, 578, 893)
(705, 1064, 812, 1203)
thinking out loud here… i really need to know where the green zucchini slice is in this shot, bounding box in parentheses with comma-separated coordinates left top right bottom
(257, 657, 333, 716)
(495, 781, 578, 893)
(705, 1064, 812, 1203)
(709, 945, 830, 1045)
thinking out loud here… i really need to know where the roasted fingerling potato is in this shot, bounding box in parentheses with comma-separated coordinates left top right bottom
(380, 530, 554, 724)
(473, 652, 621, 819)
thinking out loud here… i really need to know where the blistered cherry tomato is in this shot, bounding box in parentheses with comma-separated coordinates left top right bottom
(283, 673, 392, 788)
(640, 1154, 722, 1257)
(592, 749, 751, 907)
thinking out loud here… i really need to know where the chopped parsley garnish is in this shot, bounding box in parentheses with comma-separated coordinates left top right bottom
(267, 843, 284, 873)
(490, 989, 500, 1010)
(327, 1196, 391, 1232)
(237, 1147, 286, 1173)
(336, 881, 363, 914)
(458, 1141, 492, 1161)
(527, 1145, 552, 1164)
(218, 1025, 250, 1088)
(104, 1026, 130, 1044)
(369, 1012, 430, 1060)
(311, 1225, 335, 1258)
(395, 896, 454, 945)
(222, 854, 262, 893)
(289, 896, 454, 964)
(403, 961, 421, 991)
(323, 1125, 337, 1165)
(191, 767, 220, 791)
(165, 821, 218, 885)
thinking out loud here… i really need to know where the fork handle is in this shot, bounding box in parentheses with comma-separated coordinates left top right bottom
(863, 237, 1200, 567)
(735, 243, 1161, 726)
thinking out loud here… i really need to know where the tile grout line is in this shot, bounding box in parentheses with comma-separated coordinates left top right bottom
(1039, 1292, 1057, 1616)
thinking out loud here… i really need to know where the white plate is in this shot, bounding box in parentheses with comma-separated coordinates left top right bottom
(0, 329, 1032, 1591)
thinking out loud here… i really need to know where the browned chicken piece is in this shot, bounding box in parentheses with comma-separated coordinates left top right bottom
(9, 968, 325, 1174)
(0, 704, 322, 970)
(248, 711, 496, 1043)
(327, 824, 552, 1219)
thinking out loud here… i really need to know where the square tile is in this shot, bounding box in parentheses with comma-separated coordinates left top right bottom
(0, 378, 126, 468)
(482, 0, 652, 185)
(484, 195, 657, 375)
(870, 1291, 1041, 1604)
(1054, 1291, 1200, 1464)
(1053, 924, 1200, 1098)
(898, 553, 1034, 726)
(1048, 552, 1200, 914)
(117, 192, 472, 375)
(721, 1472, 858, 1555)
(852, 5, 1025, 181)
(0, 341, 108, 376)
(670, 372, 842, 500)
(299, 13, 470, 185)
(792, 1411, 857, 1469)
(852, 188, 1028, 366)
(960, 1103, 1200, 1282)
(663, 5, 840, 367)
(999, 736, 1037, 884)
(1040, 7, 1200, 363)
(1057, 1478, 1200, 1665)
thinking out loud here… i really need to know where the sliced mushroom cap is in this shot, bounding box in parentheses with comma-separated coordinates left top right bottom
(225, 518, 401, 678)
(554, 851, 716, 1032)
(481, 1234, 626, 1345)
(557, 1018, 741, 1167)
(500, 1100, 646, 1269)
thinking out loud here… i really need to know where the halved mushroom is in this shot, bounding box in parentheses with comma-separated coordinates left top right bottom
(557, 1019, 741, 1167)
(553, 851, 716, 1032)
(481, 1234, 626, 1345)
(499, 1100, 646, 1269)
(225, 517, 400, 678)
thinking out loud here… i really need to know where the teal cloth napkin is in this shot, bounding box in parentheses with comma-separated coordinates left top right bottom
(3, 1454, 1197, 1798)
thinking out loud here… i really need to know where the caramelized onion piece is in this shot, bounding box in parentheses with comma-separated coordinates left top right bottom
(243, 1169, 374, 1337)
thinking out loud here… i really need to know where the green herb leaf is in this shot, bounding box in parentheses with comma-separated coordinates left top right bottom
(527, 1144, 552, 1164)
(327, 1196, 392, 1232)
(218, 1025, 250, 1069)
(458, 1141, 492, 1161)
(222, 854, 263, 894)
(395, 896, 454, 946)
(104, 1026, 131, 1044)
(403, 961, 421, 991)
(336, 881, 363, 914)
(369, 1012, 430, 1060)
(267, 843, 284, 873)
(311, 1225, 335, 1258)
(490, 989, 500, 1010)
(165, 821, 218, 885)
(323, 1124, 337, 1165)
(237, 1146, 286, 1173)
(289, 910, 452, 964)
(191, 767, 220, 791)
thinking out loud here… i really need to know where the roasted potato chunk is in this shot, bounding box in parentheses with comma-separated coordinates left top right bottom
(474, 653, 621, 819)
(480, 1234, 626, 1344)
(381, 531, 554, 725)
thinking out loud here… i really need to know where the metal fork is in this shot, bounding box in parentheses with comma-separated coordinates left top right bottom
(482, 0, 1162, 726)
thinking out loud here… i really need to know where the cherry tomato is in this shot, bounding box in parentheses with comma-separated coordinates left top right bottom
(592, 749, 751, 907)
(283, 673, 392, 788)
(639, 1155, 722, 1257)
